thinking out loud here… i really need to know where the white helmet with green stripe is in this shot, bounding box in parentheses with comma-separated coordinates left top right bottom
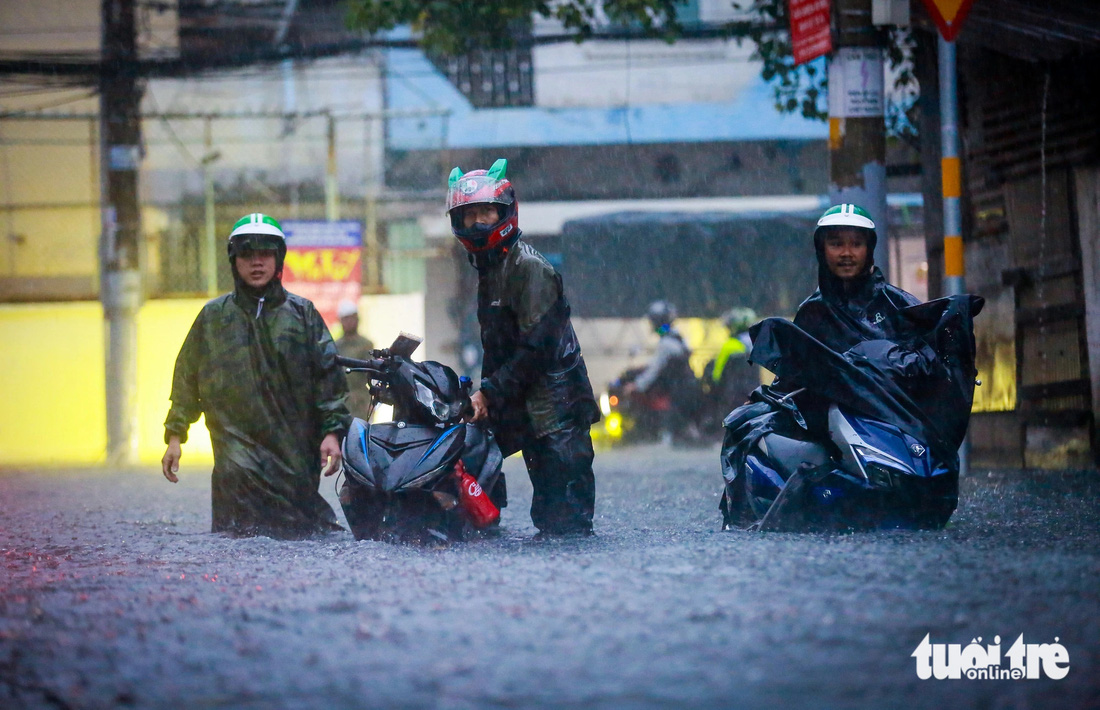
(227, 212, 287, 263)
(814, 203, 877, 250)
(817, 203, 875, 229)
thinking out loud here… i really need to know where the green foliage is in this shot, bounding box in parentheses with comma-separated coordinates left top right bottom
(735, 0, 826, 121)
(345, 0, 685, 54)
(346, 0, 918, 139)
(736, 0, 918, 139)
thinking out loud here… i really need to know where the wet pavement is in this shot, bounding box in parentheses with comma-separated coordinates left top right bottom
(1, 444, 1098, 709)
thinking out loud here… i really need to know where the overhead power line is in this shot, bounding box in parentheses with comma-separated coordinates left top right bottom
(0, 21, 777, 80)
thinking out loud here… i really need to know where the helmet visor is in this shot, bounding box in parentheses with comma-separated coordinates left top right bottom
(230, 233, 284, 254)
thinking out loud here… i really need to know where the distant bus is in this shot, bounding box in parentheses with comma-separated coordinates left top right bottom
(553, 210, 818, 320)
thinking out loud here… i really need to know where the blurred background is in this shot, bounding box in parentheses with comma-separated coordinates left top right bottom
(1, 0, 1097, 469)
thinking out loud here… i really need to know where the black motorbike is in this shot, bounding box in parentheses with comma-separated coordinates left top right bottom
(337, 334, 504, 543)
(604, 366, 674, 444)
(604, 354, 757, 445)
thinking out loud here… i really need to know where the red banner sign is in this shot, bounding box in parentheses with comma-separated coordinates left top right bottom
(789, 0, 832, 66)
(281, 221, 363, 328)
(282, 247, 362, 327)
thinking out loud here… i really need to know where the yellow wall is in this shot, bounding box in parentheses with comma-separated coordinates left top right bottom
(0, 120, 100, 278)
(0, 293, 425, 468)
(135, 300, 215, 464)
(0, 300, 213, 467)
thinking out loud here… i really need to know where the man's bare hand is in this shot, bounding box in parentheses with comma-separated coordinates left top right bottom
(162, 436, 182, 483)
(321, 433, 343, 477)
(468, 390, 489, 423)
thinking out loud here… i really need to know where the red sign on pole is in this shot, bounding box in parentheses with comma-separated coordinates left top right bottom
(920, 0, 977, 42)
(789, 0, 832, 66)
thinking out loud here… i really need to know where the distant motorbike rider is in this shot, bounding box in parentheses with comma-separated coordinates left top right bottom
(625, 300, 703, 442)
(702, 307, 758, 413)
(449, 158, 600, 536)
(709, 307, 756, 385)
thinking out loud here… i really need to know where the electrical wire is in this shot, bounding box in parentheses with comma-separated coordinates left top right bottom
(0, 87, 96, 110)
(144, 89, 202, 167)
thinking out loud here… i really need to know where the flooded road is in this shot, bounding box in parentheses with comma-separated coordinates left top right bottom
(1, 445, 1097, 709)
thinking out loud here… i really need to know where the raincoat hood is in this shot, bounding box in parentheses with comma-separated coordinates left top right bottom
(230, 262, 288, 317)
(794, 256, 920, 353)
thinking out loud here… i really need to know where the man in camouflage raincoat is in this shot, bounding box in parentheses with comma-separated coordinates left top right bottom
(161, 213, 351, 538)
(334, 299, 375, 420)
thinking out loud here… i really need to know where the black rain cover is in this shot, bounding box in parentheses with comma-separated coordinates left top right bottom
(720, 294, 984, 528)
(750, 294, 984, 466)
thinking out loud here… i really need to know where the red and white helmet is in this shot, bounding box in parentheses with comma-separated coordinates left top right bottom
(446, 158, 519, 253)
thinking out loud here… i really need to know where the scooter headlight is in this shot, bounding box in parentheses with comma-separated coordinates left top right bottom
(853, 445, 917, 484)
(414, 380, 462, 422)
(862, 461, 897, 489)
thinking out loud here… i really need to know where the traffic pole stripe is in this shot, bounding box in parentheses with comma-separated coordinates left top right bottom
(944, 235, 965, 277)
(829, 117, 842, 151)
(941, 157, 961, 199)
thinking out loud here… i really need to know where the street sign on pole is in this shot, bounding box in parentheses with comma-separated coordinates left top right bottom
(788, 0, 832, 66)
(920, 0, 976, 41)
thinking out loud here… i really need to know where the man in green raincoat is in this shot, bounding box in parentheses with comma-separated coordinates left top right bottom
(161, 213, 351, 538)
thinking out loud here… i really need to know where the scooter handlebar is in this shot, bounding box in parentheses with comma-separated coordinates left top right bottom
(336, 355, 385, 370)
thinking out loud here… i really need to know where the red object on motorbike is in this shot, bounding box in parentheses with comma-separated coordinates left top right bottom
(454, 459, 499, 529)
(645, 393, 673, 412)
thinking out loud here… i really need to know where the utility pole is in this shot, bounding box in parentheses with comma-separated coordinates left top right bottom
(363, 113, 380, 290)
(325, 113, 339, 220)
(100, 0, 143, 465)
(938, 34, 969, 476)
(202, 117, 220, 296)
(828, 0, 888, 274)
(938, 36, 964, 299)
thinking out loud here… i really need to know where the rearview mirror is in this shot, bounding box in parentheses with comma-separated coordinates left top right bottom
(389, 332, 422, 359)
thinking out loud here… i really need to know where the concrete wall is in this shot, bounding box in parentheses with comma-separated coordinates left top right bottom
(142, 54, 385, 203)
(531, 39, 759, 110)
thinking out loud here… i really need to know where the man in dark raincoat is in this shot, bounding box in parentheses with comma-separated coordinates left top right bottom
(447, 159, 601, 536)
(746, 203, 920, 437)
(792, 203, 921, 352)
(161, 213, 351, 538)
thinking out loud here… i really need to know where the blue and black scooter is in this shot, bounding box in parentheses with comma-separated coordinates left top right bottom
(734, 390, 958, 531)
(338, 335, 503, 543)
